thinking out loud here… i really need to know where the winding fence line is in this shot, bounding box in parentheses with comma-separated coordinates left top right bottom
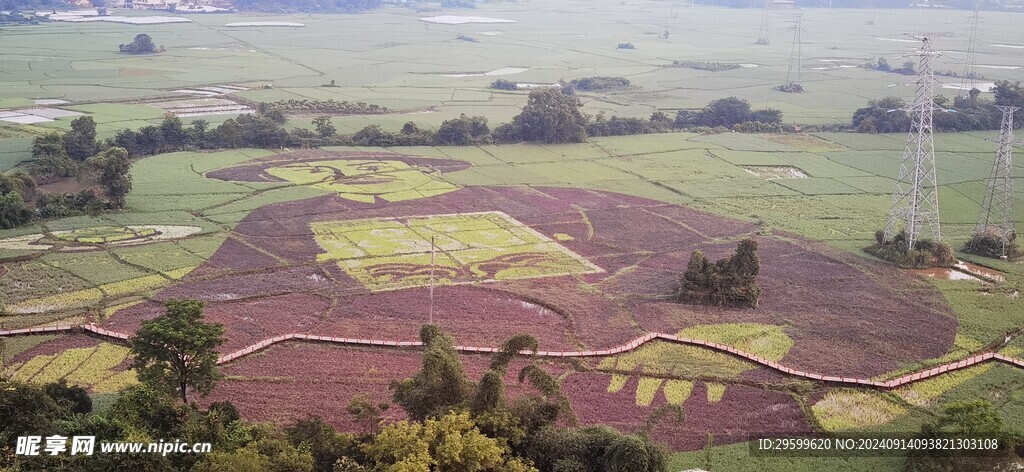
(3, 324, 1023, 390)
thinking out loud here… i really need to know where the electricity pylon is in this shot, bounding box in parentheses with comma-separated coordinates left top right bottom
(959, 5, 981, 96)
(883, 35, 943, 250)
(781, 14, 803, 90)
(756, 0, 770, 45)
(974, 106, 1020, 257)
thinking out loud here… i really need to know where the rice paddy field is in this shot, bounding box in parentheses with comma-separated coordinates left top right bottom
(2, 1, 1024, 468)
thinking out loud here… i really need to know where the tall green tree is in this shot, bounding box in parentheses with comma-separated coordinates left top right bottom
(63, 116, 98, 161)
(390, 325, 474, 421)
(31, 132, 78, 179)
(312, 116, 336, 137)
(130, 299, 226, 403)
(85, 146, 132, 208)
(0, 191, 32, 229)
(509, 88, 588, 143)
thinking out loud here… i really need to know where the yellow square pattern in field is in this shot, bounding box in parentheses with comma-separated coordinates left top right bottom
(311, 211, 603, 291)
(265, 159, 459, 204)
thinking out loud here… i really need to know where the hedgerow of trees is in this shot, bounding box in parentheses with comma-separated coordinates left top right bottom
(679, 238, 762, 308)
(1, 116, 130, 229)
(853, 80, 1024, 133)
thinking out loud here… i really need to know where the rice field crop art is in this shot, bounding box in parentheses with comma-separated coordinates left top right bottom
(264, 159, 460, 204)
(311, 211, 603, 291)
(0, 224, 202, 253)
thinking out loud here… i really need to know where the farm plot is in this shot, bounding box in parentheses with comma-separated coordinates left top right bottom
(144, 97, 253, 117)
(312, 211, 603, 291)
(6, 337, 137, 393)
(165, 154, 958, 380)
(266, 159, 460, 204)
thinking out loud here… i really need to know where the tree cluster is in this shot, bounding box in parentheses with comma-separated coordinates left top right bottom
(679, 238, 762, 308)
(489, 79, 518, 90)
(257, 99, 387, 115)
(387, 324, 670, 471)
(860, 57, 916, 75)
(906, 400, 1024, 472)
(866, 230, 956, 269)
(671, 60, 741, 72)
(0, 0, 69, 11)
(0, 171, 35, 229)
(119, 34, 160, 55)
(8, 117, 131, 229)
(854, 81, 1024, 133)
(675, 96, 783, 129)
(566, 76, 631, 92)
(0, 10, 39, 24)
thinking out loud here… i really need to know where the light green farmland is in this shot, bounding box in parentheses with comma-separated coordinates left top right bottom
(2, 2, 1024, 171)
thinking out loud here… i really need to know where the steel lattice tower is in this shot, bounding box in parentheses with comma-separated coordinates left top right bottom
(757, 0, 770, 45)
(883, 35, 942, 250)
(974, 106, 1019, 257)
(784, 14, 803, 86)
(959, 6, 981, 96)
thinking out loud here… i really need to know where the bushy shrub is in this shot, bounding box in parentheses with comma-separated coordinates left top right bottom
(964, 228, 1020, 259)
(865, 231, 955, 268)
(678, 238, 761, 308)
(490, 79, 517, 90)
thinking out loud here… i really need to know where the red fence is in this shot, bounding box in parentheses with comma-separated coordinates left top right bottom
(1, 323, 1021, 390)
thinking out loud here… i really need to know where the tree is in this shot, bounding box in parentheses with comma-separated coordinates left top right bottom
(159, 116, 189, 149)
(852, 96, 910, 133)
(347, 395, 389, 435)
(908, 400, 1020, 472)
(400, 122, 420, 134)
(63, 116, 98, 161)
(44, 380, 92, 415)
(313, 116, 336, 137)
(434, 114, 489, 145)
(0, 191, 32, 229)
(120, 33, 158, 54)
(390, 325, 474, 421)
(523, 426, 666, 472)
(509, 88, 587, 143)
(193, 437, 314, 472)
(700, 97, 753, 127)
(31, 132, 77, 179)
(490, 79, 517, 90)
(130, 299, 226, 403)
(85, 147, 132, 208)
(361, 411, 533, 472)
(285, 417, 355, 472)
(993, 80, 1024, 112)
(679, 238, 761, 307)
(0, 381, 63, 447)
